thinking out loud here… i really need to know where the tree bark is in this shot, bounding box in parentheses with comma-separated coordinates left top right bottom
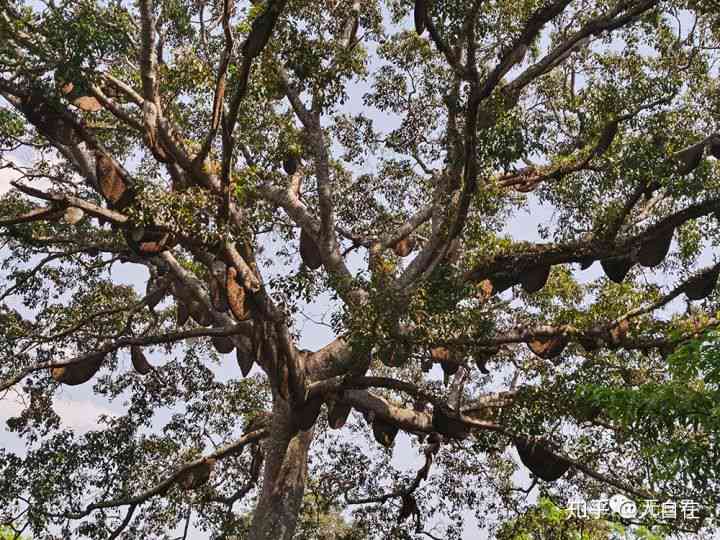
(247, 398, 313, 540)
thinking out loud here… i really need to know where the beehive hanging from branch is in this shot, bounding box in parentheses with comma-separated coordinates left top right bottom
(138, 238, 170, 255)
(55, 76, 103, 112)
(130, 345, 153, 375)
(674, 141, 705, 175)
(327, 401, 352, 429)
(440, 360, 459, 377)
(393, 237, 416, 258)
(96, 153, 131, 208)
(519, 264, 551, 293)
(642, 180, 660, 199)
(414, 0, 427, 34)
(145, 277, 170, 311)
(251, 324, 267, 370)
(58, 79, 74, 95)
(63, 207, 84, 225)
(189, 301, 212, 326)
(430, 347, 450, 363)
(131, 227, 145, 243)
(684, 268, 720, 300)
(138, 229, 172, 256)
(476, 279, 494, 300)
(578, 334, 601, 353)
(236, 335, 255, 377)
(280, 364, 292, 402)
(226, 267, 250, 321)
(515, 438, 570, 482)
(491, 274, 516, 295)
(208, 274, 229, 313)
(609, 319, 630, 346)
(430, 347, 460, 376)
(398, 493, 419, 523)
(637, 228, 673, 268)
(709, 136, 720, 159)
(72, 95, 102, 112)
(179, 458, 216, 491)
(372, 418, 399, 448)
(527, 336, 568, 361)
(212, 336, 235, 354)
(430, 346, 459, 376)
(600, 257, 634, 283)
(432, 405, 468, 439)
(300, 229, 322, 270)
(125, 228, 174, 256)
(176, 300, 190, 326)
(242, 1, 281, 58)
(51, 352, 105, 386)
(474, 346, 500, 374)
(236, 352, 254, 377)
(283, 155, 298, 175)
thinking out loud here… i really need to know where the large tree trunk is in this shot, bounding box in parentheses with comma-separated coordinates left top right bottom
(247, 398, 313, 540)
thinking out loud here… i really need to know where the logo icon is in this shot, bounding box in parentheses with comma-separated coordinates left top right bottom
(609, 494, 637, 518)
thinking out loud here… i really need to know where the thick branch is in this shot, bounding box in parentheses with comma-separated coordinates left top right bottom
(507, 0, 659, 94)
(464, 197, 720, 284)
(0, 325, 251, 393)
(9, 182, 130, 225)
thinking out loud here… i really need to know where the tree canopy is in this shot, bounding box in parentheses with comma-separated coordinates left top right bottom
(1, 0, 720, 538)
(496, 497, 669, 540)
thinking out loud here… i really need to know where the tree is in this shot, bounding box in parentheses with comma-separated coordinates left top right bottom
(233, 490, 367, 539)
(1, 0, 720, 538)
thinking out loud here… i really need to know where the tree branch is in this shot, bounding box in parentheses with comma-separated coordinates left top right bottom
(0, 325, 251, 393)
(58, 429, 267, 520)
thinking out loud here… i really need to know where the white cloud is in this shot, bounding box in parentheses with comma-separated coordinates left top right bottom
(0, 396, 114, 433)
